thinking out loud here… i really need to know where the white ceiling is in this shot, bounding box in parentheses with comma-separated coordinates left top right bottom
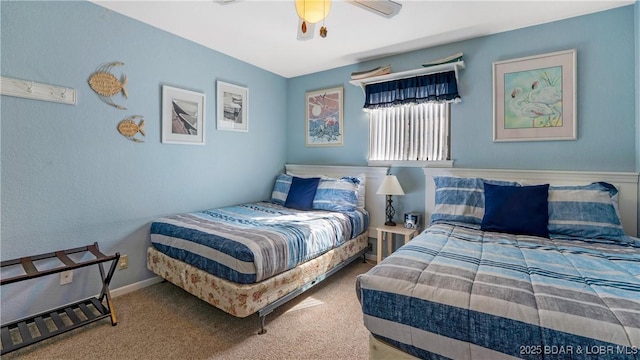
(93, 0, 635, 78)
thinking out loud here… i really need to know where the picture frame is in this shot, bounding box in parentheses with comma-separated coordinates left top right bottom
(492, 49, 576, 142)
(161, 85, 206, 145)
(305, 86, 344, 147)
(217, 81, 248, 132)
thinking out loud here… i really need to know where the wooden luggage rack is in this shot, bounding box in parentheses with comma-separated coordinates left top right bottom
(0, 243, 120, 355)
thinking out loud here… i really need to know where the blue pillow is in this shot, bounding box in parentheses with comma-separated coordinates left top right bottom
(285, 177, 320, 210)
(547, 182, 627, 241)
(431, 176, 520, 225)
(481, 183, 550, 238)
(271, 173, 293, 205)
(312, 177, 359, 212)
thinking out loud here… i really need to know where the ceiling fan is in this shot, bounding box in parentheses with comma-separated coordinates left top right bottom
(216, 0, 402, 41)
(296, 0, 402, 40)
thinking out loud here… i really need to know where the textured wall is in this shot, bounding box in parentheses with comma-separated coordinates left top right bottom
(287, 5, 638, 229)
(1, 1, 287, 322)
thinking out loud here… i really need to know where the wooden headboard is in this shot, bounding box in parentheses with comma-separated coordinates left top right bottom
(285, 164, 389, 234)
(423, 168, 639, 237)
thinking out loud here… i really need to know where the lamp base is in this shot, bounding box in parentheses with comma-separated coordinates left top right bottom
(384, 195, 397, 227)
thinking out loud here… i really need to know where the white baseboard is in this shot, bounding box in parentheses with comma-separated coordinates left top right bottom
(111, 276, 163, 298)
(365, 253, 378, 263)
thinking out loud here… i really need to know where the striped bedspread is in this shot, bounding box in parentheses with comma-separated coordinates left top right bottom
(151, 201, 368, 284)
(357, 222, 640, 360)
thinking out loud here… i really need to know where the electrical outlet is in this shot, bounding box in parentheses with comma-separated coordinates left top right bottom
(60, 270, 73, 285)
(118, 255, 128, 270)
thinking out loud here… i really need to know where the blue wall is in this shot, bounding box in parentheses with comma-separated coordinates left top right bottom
(0, 1, 287, 322)
(636, 1, 640, 223)
(287, 5, 639, 226)
(1, 2, 638, 323)
(636, 1, 639, 233)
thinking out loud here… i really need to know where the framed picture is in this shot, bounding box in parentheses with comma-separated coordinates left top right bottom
(161, 85, 205, 145)
(305, 86, 344, 146)
(217, 81, 248, 132)
(493, 49, 576, 142)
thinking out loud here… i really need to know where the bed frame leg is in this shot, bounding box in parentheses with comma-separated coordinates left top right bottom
(253, 247, 368, 335)
(258, 314, 267, 335)
(362, 254, 366, 263)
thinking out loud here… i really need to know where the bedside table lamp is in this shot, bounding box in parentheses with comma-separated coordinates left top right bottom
(376, 175, 405, 226)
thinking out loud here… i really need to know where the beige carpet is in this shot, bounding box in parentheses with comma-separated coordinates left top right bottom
(4, 260, 375, 360)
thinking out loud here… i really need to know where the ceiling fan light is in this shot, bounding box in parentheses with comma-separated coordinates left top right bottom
(295, 0, 331, 24)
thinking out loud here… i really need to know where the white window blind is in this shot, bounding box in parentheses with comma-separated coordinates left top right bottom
(368, 103, 450, 162)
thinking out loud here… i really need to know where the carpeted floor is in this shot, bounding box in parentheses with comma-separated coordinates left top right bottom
(3, 260, 375, 360)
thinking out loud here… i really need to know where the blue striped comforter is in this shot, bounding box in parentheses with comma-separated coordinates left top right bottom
(357, 222, 640, 360)
(150, 201, 368, 284)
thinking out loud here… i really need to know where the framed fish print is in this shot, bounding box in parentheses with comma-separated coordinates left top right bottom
(305, 86, 344, 146)
(493, 49, 576, 142)
(217, 81, 248, 132)
(161, 85, 206, 145)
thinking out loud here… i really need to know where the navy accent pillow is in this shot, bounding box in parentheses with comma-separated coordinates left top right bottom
(284, 177, 321, 210)
(481, 183, 550, 238)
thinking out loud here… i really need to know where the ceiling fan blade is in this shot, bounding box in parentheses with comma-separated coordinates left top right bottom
(297, 18, 315, 41)
(349, 0, 402, 18)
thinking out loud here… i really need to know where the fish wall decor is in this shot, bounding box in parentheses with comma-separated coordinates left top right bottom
(88, 62, 128, 109)
(117, 115, 145, 142)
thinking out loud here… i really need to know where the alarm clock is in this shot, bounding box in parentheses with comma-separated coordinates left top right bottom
(404, 213, 421, 230)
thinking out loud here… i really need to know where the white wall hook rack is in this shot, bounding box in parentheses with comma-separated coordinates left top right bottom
(1, 76, 77, 105)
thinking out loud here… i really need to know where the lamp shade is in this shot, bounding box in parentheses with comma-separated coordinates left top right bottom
(376, 175, 405, 195)
(295, 0, 331, 24)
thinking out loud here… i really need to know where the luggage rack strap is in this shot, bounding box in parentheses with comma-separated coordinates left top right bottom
(0, 242, 117, 286)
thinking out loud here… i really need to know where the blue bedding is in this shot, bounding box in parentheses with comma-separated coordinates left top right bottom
(357, 222, 640, 359)
(150, 201, 368, 284)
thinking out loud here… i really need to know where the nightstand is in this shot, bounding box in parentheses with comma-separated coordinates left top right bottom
(376, 225, 419, 263)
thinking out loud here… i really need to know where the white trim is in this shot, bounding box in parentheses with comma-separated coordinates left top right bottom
(111, 276, 164, 298)
(349, 61, 465, 93)
(8, 276, 164, 324)
(1, 76, 77, 105)
(365, 253, 378, 263)
(368, 160, 453, 168)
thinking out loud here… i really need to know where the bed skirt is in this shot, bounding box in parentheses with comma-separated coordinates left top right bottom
(147, 231, 368, 318)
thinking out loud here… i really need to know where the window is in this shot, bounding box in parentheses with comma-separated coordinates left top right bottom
(368, 103, 450, 165)
(361, 70, 459, 167)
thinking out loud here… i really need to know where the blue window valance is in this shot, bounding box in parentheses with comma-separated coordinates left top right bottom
(363, 70, 460, 109)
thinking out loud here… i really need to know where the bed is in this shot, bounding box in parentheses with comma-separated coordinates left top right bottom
(357, 168, 640, 360)
(147, 164, 389, 333)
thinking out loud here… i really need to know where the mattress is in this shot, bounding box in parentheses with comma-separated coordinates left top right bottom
(356, 222, 640, 360)
(150, 201, 368, 284)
